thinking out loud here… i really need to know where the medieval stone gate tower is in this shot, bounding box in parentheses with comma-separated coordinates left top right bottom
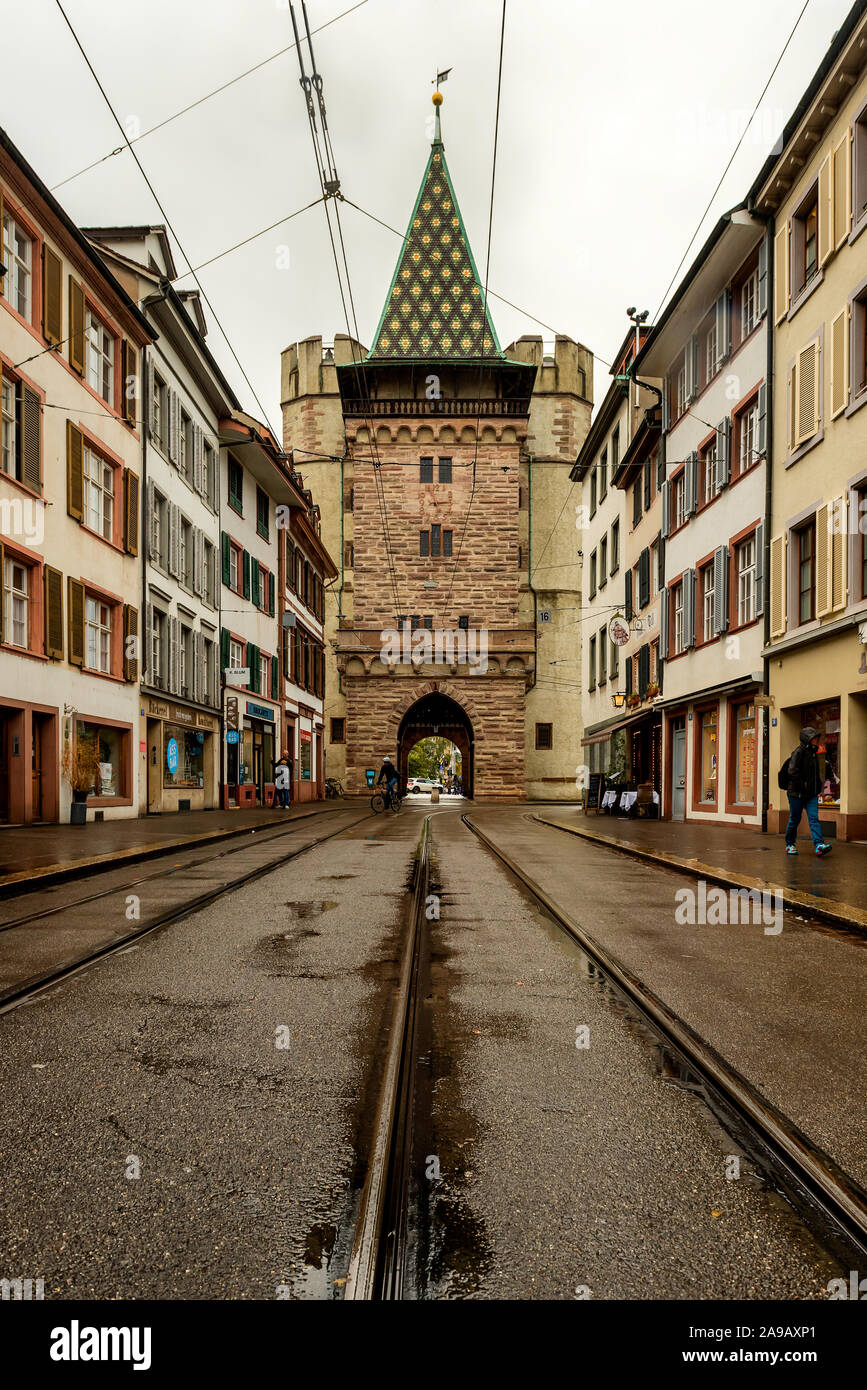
(281, 110, 592, 799)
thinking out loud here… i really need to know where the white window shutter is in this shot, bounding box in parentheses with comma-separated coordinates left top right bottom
(147, 480, 157, 561)
(168, 504, 180, 578)
(770, 533, 787, 639)
(755, 522, 765, 617)
(684, 453, 695, 517)
(818, 154, 833, 267)
(145, 602, 154, 681)
(774, 223, 790, 324)
(715, 291, 731, 370)
(830, 306, 849, 418)
(832, 130, 852, 251)
(830, 494, 847, 613)
(168, 615, 179, 694)
(147, 354, 157, 437)
(168, 392, 178, 465)
(756, 384, 768, 457)
(712, 545, 729, 636)
(660, 480, 670, 539)
(796, 341, 820, 446)
(757, 237, 768, 319)
(716, 418, 731, 490)
(192, 529, 203, 596)
(816, 502, 832, 618)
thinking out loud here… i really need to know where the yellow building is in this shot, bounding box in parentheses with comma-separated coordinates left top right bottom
(752, 1, 867, 839)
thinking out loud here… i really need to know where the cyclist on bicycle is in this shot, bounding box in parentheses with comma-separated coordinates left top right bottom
(377, 757, 400, 803)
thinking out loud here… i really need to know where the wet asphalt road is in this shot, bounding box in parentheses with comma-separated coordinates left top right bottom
(0, 800, 855, 1299)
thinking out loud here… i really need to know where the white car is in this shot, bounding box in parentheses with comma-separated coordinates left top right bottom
(408, 778, 442, 794)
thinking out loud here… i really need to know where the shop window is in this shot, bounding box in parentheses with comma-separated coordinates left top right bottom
(731, 702, 756, 805)
(3, 555, 30, 648)
(2, 209, 33, 320)
(736, 534, 757, 626)
(77, 721, 125, 799)
(331, 717, 345, 744)
(163, 724, 206, 789)
(85, 307, 115, 406)
(698, 707, 718, 803)
(535, 722, 553, 750)
(801, 699, 841, 807)
(85, 595, 112, 674)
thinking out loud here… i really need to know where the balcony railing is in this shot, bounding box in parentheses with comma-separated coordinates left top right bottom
(341, 397, 529, 418)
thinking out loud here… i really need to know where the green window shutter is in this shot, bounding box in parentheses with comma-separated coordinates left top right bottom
(220, 627, 230, 671)
(242, 550, 250, 600)
(268, 571, 275, 617)
(248, 643, 259, 692)
(251, 558, 260, 608)
(271, 653, 278, 701)
(221, 532, 231, 585)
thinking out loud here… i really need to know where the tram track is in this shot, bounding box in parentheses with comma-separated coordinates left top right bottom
(0, 807, 376, 1014)
(461, 812, 867, 1271)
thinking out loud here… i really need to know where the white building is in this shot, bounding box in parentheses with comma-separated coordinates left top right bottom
(1, 130, 153, 823)
(279, 491, 336, 801)
(636, 209, 769, 825)
(85, 227, 238, 813)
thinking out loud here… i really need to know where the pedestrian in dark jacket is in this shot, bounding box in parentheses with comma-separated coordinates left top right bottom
(272, 755, 291, 809)
(784, 727, 831, 855)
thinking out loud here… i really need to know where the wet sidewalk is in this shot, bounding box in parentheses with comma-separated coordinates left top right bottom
(532, 809, 867, 932)
(0, 801, 359, 895)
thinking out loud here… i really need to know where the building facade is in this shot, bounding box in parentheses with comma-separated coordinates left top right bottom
(85, 227, 238, 814)
(637, 210, 770, 825)
(0, 129, 153, 823)
(751, 1, 867, 840)
(281, 108, 592, 799)
(279, 493, 336, 801)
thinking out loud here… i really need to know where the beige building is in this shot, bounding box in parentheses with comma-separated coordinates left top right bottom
(751, 2, 867, 840)
(0, 128, 152, 823)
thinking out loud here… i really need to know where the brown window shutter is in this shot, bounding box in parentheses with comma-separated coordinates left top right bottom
(0, 539, 4, 643)
(123, 604, 139, 681)
(42, 246, 63, 345)
(20, 385, 42, 493)
(123, 468, 140, 554)
(122, 341, 138, 426)
(68, 278, 86, 375)
(67, 421, 83, 520)
(67, 577, 85, 666)
(44, 565, 64, 660)
(0, 190, 4, 298)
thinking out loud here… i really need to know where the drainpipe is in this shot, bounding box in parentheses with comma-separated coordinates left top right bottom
(526, 452, 538, 691)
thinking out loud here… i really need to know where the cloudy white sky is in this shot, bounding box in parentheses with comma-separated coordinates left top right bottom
(5, 0, 856, 431)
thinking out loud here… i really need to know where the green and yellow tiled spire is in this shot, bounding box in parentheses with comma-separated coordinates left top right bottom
(367, 89, 502, 361)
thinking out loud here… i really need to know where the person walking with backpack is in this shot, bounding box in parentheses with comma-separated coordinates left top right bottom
(780, 727, 832, 856)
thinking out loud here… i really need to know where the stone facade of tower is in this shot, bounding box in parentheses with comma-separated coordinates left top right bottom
(281, 333, 592, 799)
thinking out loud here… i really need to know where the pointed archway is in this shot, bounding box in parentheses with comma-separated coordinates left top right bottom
(397, 690, 474, 798)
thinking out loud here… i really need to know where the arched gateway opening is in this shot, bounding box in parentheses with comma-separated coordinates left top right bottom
(397, 692, 474, 798)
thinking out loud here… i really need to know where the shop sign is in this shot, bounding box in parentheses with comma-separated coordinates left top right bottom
(166, 738, 179, 774)
(247, 701, 275, 722)
(609, 615, 630, 646)
(226, 731, 240, 745)
(226, 696, 239, 732)
(300, 730, 312, 742)
(146, 698, 218, 732)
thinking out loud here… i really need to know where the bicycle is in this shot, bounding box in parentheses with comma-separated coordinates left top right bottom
(370, 784, 403, 814)
(325, 777, 345, 799)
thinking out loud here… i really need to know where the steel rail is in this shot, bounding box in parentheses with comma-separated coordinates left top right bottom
(0, 807, 344, 934)
(0, 810, 376, 1015)
(462, 813, 867, 1264)
(343, 816, 431, 1300)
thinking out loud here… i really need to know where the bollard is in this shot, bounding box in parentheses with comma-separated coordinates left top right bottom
(431, 788, 440, 804)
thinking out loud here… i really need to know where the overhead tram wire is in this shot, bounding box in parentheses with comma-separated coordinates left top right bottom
(287, 0, 406, 624)
(437, 0, 507, 627)
(53, 0, 280, 439)
(652, 0, 812, 322)
(50, 0, 370, 192)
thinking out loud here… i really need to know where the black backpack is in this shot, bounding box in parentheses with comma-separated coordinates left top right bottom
(778, 753, 794, 790)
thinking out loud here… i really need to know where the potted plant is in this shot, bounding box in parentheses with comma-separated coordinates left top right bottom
(62, 738, 99, 825)
(626, 693, 641, 709)
(647, 681, 660, 699)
